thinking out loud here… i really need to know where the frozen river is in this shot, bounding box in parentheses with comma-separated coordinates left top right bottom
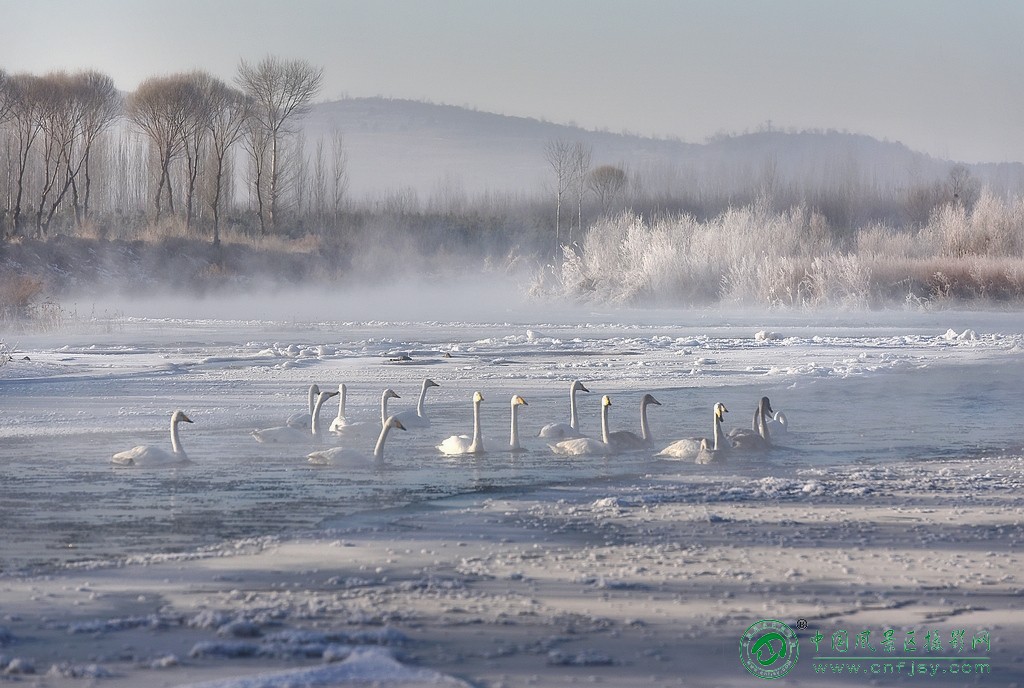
(3, 300, 1024, 575)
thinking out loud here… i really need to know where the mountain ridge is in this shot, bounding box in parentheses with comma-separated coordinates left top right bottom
(303, 97, 1024, 198)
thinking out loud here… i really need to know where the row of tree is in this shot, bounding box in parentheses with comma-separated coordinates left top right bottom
(0, 57, 326, 245)
(0, 57, 1000, 274)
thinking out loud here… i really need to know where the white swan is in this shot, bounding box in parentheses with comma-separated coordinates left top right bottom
(766, 409, 788, 436)
(656, 402, 730, 463)
(330, 388, 401, 439)
(537, 380, 589, 439)
(608, 393, 661, 451)
(327, 383, 351, 433)
(508, 394, 529, 451)
(392, 378, 440, 429)
(437, 391, 485, 455)
(253, 389, 338, 444)
(549, 395, 612, 456)
(307, 415, 407, 465)
(285, 384, 320, 429)
(112, 410, 193, 466)
(728, 396, 774, 451)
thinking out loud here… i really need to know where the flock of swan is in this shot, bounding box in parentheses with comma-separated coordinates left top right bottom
(110, 378, 789, 467)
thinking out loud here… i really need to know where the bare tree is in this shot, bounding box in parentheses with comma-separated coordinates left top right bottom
(236, 56, 323, 234)
(33, 73, 72, 236)
(330, 129, 348, 223)
(0, 69, 13, 124)
(69, 71, 120, 225)
(947, 163, 980, 208)
(205, 79, 249, 246)
(25, 71, 119, 235)
(127, 74, 199, 222)
(570, 141, 592, 245)
(242, 115, 271, 234)
(5, 73, 45, 238)
(180, 72, 216, 232)
(544, 138, 573, 259)
(588, 165, 628, 216)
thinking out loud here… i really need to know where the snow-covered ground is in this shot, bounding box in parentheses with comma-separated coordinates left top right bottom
(1, 293, 1023, 686)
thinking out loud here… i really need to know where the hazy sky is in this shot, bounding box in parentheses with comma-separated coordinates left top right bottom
(3, 0, 1022, 163)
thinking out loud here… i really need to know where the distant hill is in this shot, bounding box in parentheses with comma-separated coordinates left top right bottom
(303, 97, 1024, 198)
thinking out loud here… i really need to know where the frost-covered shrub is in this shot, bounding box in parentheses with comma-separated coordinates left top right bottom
(541, 195, 1024, 308)
(801, 255, 871, 309)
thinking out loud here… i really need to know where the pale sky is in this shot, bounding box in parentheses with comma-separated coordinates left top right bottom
(2, 0, 1022, 163)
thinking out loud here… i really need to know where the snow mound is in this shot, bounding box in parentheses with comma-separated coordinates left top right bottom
(176, 646, 472, 687)
(940, 328, 979, 342)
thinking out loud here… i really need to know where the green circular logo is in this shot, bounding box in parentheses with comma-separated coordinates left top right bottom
(739, 619, 800, 680)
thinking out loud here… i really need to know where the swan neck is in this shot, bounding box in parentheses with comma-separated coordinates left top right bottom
(170, 416, 183, 455)
(754, 400, 771, 442)
(509, 403, 520, 450)
(470, 399, 483, 453)
(336, 387, 347, 421)
(307, 386, 317, 414)
(311, 395, 329, 437)
(416, 382, 428, 416)
(639, 400, 651, 442)
(569, 386, 580, 431)
(380, 394, 390, 426)
(601, 402, 610, 445)
(712, 411, 723, 451)
(373, 423, 390, 460)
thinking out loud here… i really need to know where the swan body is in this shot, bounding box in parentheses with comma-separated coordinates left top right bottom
(330, 389, 400, 439)
(765, 410, 788, 436)
(392, 378, 440, 429)
(537, 380, 589, 439)
(112, 410, 193, 466)
(253, 390, 338, 444)
(508, 395, 529, 451)
(438, 391, 485, 455)
(728, 396, 774, 451)
(657, 402, 730, 463)
(550, 395, 612, 456)
(308, 416, 407, 464)
(285, 384, 320, 429)
(608, 393, 661, 451)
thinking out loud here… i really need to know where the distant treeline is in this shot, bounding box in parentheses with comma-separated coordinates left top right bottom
(3, 58, 1024, 311)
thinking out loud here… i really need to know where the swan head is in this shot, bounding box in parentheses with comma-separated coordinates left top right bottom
(759, 396, 774, 416)
(642, 393, 661, 406)
(423, 379, 440, 388)
(172, 410, 193, 424)
(602, 395, 612, 407)
(714, 402, 728, 420)
(309, 384, 320, 394)
(383, 388, 401, 400)
(338, 383, 346, 394)
(572, 380, 590, 394)
(473, 391, 484, 403)
(317, 390, 340, 403)
(385, 415, 407, 431)
(511, 395, 528, 406)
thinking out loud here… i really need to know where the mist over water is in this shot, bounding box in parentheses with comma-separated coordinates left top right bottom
(4, 298, 1024, 574)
